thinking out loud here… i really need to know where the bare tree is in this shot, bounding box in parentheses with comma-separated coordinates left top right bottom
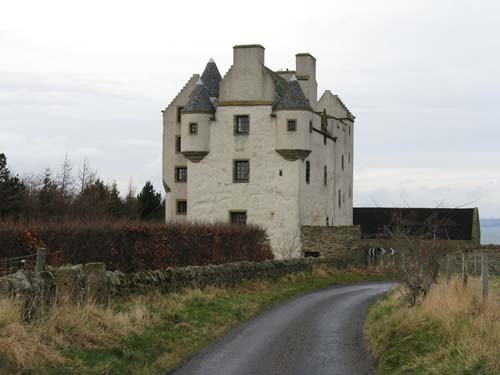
(57, 154, 74, 199)
(389, 211, 450, 306)
(77, 158, 97, 194)
(274, 229, 301, 259)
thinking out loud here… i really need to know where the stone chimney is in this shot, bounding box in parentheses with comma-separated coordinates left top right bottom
(295, 53, 317, 109)
(233, 44, 265, 70)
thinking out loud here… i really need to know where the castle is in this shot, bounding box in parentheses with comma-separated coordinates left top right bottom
(162, 44, 355, 257)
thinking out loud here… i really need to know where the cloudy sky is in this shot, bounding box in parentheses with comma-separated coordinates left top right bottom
(1, 0, 499, 219)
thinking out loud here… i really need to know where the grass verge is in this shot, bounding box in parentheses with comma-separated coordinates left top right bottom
(0, 266, 386, 375)
(364, 278, 500, 375)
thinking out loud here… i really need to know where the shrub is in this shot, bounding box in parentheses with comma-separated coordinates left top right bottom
(0, 221, 273, 272)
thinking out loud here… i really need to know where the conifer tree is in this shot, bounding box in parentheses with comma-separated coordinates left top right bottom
(137, 181, 162, 221)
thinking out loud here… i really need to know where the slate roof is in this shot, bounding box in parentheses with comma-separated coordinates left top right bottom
(201, 58, 222, 97)
(353, 207, 477, 240)
(274, 75, 312, 111)
(183, 79, 215, 113)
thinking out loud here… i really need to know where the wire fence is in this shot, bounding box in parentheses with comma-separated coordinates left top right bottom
(0, 248, 48, 278)
(0, 253, 37, 277)
(441, 252, 500, 304)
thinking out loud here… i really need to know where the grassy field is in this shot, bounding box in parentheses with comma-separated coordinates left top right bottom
(364, 278, 500, 375)
(0, 266, 386, 375)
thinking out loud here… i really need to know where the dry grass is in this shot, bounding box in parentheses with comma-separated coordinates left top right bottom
(365, 278, 500, 375)
(0, 296, 149, 374)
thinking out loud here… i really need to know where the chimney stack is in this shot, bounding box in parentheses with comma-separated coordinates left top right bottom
(295, 53, 317, 109)
(233, 44, 265, 69)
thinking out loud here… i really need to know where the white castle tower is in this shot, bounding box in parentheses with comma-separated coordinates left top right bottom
(162, 45, 355, 258)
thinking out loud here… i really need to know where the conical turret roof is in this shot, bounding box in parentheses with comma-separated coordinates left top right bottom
(200, 58, 222, 97)
(274, 75, 312, 111)
(183, 78, 215, 114)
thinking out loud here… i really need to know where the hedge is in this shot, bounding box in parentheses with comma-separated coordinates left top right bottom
(0, 222, 273, 272)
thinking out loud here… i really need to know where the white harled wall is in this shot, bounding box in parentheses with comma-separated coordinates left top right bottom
(187, 105, 302, 258)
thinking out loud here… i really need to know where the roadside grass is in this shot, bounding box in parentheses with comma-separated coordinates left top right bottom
(365, 277, 500, 375)
(0, 266, 387, 375)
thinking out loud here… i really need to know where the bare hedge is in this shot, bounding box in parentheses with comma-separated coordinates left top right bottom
(0, 222, 273, 272)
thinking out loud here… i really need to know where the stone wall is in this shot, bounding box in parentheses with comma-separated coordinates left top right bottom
(107, 257, 357, 296)
(300, 225, 361, 257)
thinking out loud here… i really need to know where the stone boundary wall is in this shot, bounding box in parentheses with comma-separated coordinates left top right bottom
(0, 257, 362, 308)
(300, 225, 362, 257)
(107, 257, 358, 296)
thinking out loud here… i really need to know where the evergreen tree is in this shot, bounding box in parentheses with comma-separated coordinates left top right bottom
(108, 181, 125, 218)
(0, 153, 26, 217)
(38, 169, 62, 217)
(137, 181, 162, 221)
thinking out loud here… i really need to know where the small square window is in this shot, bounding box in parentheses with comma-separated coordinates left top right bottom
(175, 136, 181, 153)
(177, 200, 187, 215)
(189, 123, 198, 135)
(177, 106, 184, 123)
(230, 211, 247, 224)
(287, 119, 297, 132)
(234, 115, 249, 134)
(233, 160, 249, 182)
(175, 167, 187, 182)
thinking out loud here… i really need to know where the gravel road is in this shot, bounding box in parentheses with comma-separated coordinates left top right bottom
(168, 282, 393, 375)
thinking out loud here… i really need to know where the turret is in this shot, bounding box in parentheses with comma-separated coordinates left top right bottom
(274, 75, 313, 161)
(201, 58, 222, 98)
(181, 78, 214, 162)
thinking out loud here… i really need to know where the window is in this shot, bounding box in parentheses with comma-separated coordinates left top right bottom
(230, 211, 247, 224)
(175, 136, 181, 153)
(287, 119, 297, 132)
(189, 123, 198, 135)
(306, 161, 310, 184)
(233, 160, 249, 182)
(177, 200, 187, 214)
(326, 217, 329, 226)
(338, 189, 341, 208)
(176, 106, 184, 123)
(342, 155, 344, 171)
(324, 165, 327, 186)
(349, 125, 351, 136)
(309, 120, 313, 133)
(234, 115, 249, 134)
(175, 167, 187, 182)
(324, 135, 327, 145)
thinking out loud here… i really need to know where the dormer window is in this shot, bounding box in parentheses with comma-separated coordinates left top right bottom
(234, 115, 249, 135)
(287, 119, 297, 132)
(189, 123, 198, 135)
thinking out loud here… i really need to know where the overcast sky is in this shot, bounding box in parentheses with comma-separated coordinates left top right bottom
(1, 0, 499, 218)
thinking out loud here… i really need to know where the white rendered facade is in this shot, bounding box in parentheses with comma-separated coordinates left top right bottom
(162, 45, 355, 258)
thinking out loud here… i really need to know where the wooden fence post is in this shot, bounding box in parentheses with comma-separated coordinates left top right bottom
(462, 253, 468, 286)
(35, 247, 47, 273)
(481, 253, 488, 303)
(446, 254, 451, 284)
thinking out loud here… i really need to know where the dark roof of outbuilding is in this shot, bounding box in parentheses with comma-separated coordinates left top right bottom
(200, 58, 222, 97)
(274, 75, 312, 111)
(183, 79, 215, 114)
(353, 207, 478, 240)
